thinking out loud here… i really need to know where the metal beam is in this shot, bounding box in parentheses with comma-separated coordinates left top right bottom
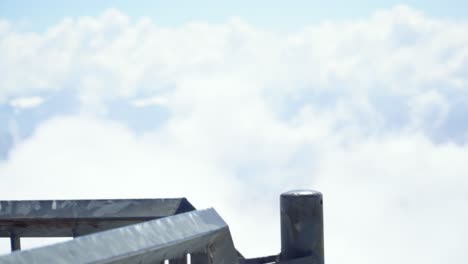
(0, 198, 195, 237)
(191, 252, 211, 264)
(240, 255, 277, 264)
(0, 208, 239, 264)
(241, 254, 321, 264)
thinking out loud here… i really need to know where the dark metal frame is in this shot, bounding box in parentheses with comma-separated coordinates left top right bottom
(0, 198, 195, 240)
(0, 208, 238, 264)
(0, 190, 324, 264)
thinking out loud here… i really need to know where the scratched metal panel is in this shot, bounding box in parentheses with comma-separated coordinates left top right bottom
(0, 208, 239, 264)
(0, 198, 195, 237)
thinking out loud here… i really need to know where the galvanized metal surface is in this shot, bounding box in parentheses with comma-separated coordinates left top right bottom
(0, 190, 325, 264)
(191, 252, 211, 264)
(0, 208, 239, 264)
(280, 190, 324, 263)
(0, 198, 195, 237)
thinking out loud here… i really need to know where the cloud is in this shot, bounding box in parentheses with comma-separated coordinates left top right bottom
(0, 6, 467, 141)
(315, 134, 468, 263)
(1, 113, 467, 262)
(9, 96, 44, 109)
(0, 20, 9, 35)
(130, 96, 168, 107)
(0, 5, 468, 264)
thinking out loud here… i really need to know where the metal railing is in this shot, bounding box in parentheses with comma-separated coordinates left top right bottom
(0, 208, 237, 264)
(0, 198, 196, 250)
(0, 190, 324, 264)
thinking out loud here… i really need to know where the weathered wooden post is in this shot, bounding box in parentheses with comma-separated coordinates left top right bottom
(280, 190, 324, 263)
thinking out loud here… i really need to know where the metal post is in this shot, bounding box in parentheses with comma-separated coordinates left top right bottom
(9, 234, 20, 251)
(280, 190, 324, 263)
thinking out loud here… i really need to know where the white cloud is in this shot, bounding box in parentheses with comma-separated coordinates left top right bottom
(1, 113, 467, 263)
(0, 20, 9, 35)
(409, 90, 450, 129)
(0, 5, 466, 138)
(131, 96, 168, 107)
(0, 5, 466, 101)
(315, 134, 468, 263)
(9, 96, 44, 109)
(0, 5, 468, 264)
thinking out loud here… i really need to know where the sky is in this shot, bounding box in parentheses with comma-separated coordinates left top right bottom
(0, 1, 468, 263)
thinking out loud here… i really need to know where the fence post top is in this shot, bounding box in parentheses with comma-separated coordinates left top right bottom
(281, 189, 322, 197)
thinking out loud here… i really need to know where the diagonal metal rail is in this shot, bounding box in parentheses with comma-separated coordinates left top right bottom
(0, 208, 239, 264)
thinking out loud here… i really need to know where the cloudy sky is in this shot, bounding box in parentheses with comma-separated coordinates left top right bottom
(1, 1, 468, 263)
